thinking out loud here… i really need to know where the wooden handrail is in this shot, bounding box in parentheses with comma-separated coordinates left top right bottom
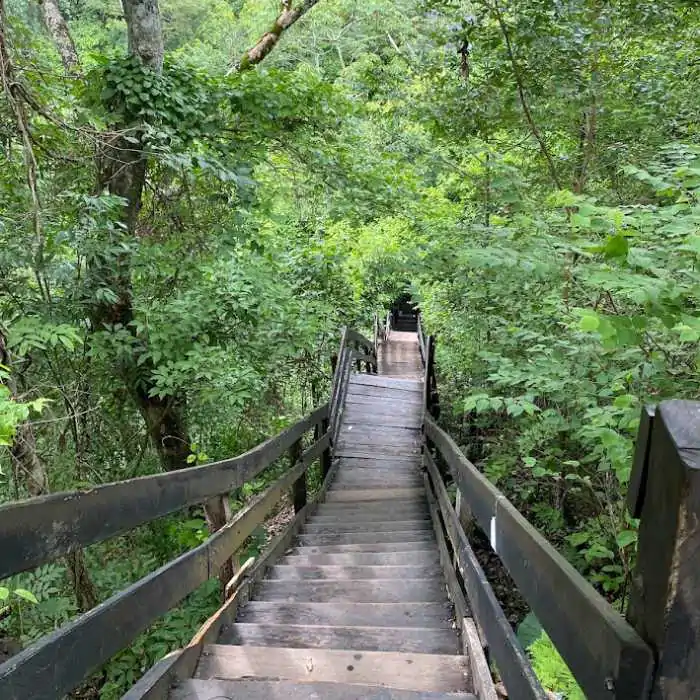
(422, 450, 546, 699)
(0, 413, 331, 700)
(0, 404, 328, 580)
(423, 415, 654, 700)
(328, 325, 377, 446)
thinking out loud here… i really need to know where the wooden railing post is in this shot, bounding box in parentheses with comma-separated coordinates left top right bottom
(319, 417, 331, 479)
(290, 438, 305, 514)
(626, 400, 700, 698)
(204, 495, 234, 599)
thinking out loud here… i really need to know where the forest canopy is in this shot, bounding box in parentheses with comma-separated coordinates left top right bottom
(1, 0, 699, 696)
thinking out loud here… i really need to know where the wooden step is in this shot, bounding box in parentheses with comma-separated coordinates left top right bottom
(310, 513, 430, 525)
(291, 542, 436, 554)
(237, 601, 453, 628)
(269, 564, 440, 580)
(347, 386, 423, 403)
(303, 520, 432, 534)
(220, 622, 460, 654)
(254, 579, 445, 603)
(173, 678, 476, 700)
(325, 488, 425, 502)
(334, 450, 421, 462)
(351, 375, 423, 391)
(335, 448, 422, 458)
(296, 531, 434, 546)
(331, 480, 424, 491)
(195, 645, 470, 693)
(316, 500, 427, 513)
(282, 551, 440, 566)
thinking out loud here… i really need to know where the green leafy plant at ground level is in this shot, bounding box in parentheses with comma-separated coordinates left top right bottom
(517, 613, 585, 699)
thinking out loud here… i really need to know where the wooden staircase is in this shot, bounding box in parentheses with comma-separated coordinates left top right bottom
(0, 319, 661, 700)
(172, 371, 476, 698)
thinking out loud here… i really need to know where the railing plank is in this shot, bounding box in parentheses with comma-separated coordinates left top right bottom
(424, 415, 654, 700)
(423, 450, 546, 700)
(0, 404, 328, 580)
(0, 432, 327, 700)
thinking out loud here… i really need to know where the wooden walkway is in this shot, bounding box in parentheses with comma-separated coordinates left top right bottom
(174, 339, 476, 698)
(378, 330, 423, 379)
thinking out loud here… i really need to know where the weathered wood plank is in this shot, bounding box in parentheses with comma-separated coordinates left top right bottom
(291, 542, 435, 554)
(297, 531, 434, 546)
(304, 520, 431, 534)
(627, 400, 700, 699)
(195, 644, 470, 693)
(255, 579, 445, 603)
(422, 469, 469, 625)
(325, 487, 425, 502)
(351, 375, 423, 392)
(268, 564, 439, 580)
(282, 551, 440, 567)
(222, 622, 460, 654)
(462, 618, 498, 700)
(172, 678, 476, 700)
(334, 449, 420, 461)
(347, 385, 423, 402)
(331, 480, 424, 491)
(237, 600, 452, 628)
(0, 404, 328, 579)
(422, 450, 546, 700)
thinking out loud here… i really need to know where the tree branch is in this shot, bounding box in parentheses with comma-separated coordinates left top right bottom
(490, 0, 562, 189)
(237, 0, 322, 72)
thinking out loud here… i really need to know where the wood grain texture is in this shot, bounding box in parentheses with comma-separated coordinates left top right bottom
(236, 601, 453, 629)
(281, 551, 440, 567)
(325, 488, 424, 502)
(304, 520, 431, 534)
(291, 541, 436, 554)
(221, 623, 460, 654)
(173, 678, 476, 699)
(268, 564, 440, 580)
(195, 644, 469, 692)
(255, 579, 447, 603)
(627, 400, 700, 699)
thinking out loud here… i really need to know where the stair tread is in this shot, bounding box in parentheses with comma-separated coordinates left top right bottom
(303, 523, 432, 535)
(325, 488, 425, 502)
(173, 678, 475, 699)
(298, 532, 433, 546)
(220, 622, 460, 654)
(269, 564, 440, 580)
(195, 644, 470, 693)
(236, 601, 454, 629)
(282, 551, 439, 566)
(291, 542, 436, 554)
(255, 579, 446, 603)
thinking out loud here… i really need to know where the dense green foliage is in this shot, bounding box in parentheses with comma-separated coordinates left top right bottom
(1, 0, 699, 696)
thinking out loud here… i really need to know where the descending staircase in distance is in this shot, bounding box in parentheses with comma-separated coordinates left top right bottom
(172, 335, 476, 698)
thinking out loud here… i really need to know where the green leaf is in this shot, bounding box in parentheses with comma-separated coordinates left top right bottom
(579, 314, 600, 332)
(13, 588, 38, 604)
(616, 530, 637, 549)
(0, 586, 9, 601)
(604, 235, 629, 259)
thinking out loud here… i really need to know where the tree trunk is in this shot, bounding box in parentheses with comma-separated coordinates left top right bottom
(37, 0, 79, 73)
